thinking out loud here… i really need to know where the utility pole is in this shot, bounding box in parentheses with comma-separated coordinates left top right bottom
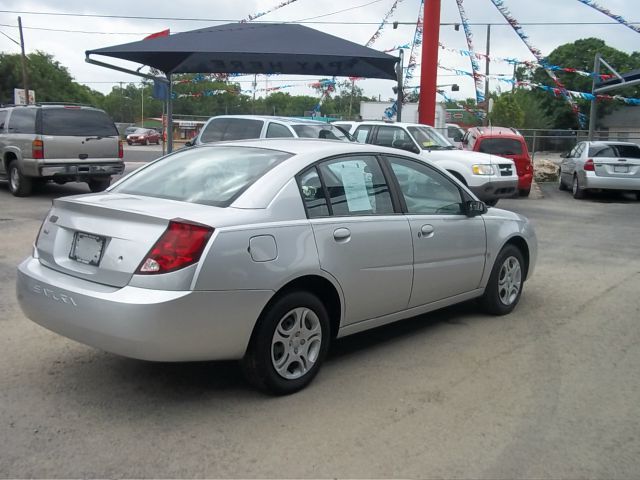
(396, 49, 404, 122)
(252, 74, 257, 114)
(484, 24, 491, 125)
(141, 82, 145, 126)
(588, 53, 601, 141)
(18, 17, 29, 104)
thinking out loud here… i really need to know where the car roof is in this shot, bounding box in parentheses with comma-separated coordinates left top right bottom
(586, 140, 640, 147)
(468, 126, 523, 139)
(351, 121, 434, 128)
(207, 115, 333, 126)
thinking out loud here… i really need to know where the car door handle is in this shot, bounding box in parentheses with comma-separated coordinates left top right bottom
(419, 224, 435, 237)
(333, 228, 351, 242)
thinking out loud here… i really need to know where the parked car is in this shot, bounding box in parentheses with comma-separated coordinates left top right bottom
(190, 115, 351, 146)
(558, 141, 640, 199)
(338, 121, 518, 206)
(462, 126, 533, 196)
(126, 128, 160, 145)
(0, 104, 124, 196)
(17, 139, 536, 395)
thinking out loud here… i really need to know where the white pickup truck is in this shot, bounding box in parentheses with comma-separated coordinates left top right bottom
(333, 120, 518, 206)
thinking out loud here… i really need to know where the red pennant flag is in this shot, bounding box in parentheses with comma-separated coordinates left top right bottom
(144, 29, 170, 40)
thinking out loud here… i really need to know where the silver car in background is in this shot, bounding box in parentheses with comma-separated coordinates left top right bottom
(559, 141, 640, 199)
(17, 139, 537, 395)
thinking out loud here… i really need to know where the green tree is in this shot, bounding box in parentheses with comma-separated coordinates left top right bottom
(0, 51, 103, 105)
(489, 93, 524, 128)
(531, 38, 640, 128)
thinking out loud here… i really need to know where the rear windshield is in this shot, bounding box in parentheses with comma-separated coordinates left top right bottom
(42, 108, 118, 136)
(589, 144, 640, 158)
(112, 146, 291, 207)
(478, 138, 523, 155)
(292, 124, 349, 141)
(200, 118, 263, 143)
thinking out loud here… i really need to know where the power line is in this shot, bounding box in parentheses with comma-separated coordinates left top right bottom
(0, 10, 638, 26)
(295, 0, 383, 22)
(0, 27, 20, 45)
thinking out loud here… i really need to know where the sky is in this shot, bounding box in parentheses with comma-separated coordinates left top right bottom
(0, 0, 638, 105)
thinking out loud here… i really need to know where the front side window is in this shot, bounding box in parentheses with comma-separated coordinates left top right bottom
(112, 146, 290, 207)
(317, 155, 394, 216)
(298, 167, 330, 218)
(41, 108, 117, 136)
(374, 126, 414, 150)
(266, 123, 294, 138)
(386, 156, 464, 215)
(7, 108, 37, 134)
(291, 124, 349, 141)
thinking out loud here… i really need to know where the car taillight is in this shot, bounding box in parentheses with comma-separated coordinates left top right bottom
(118, 140, 124, 159)
(136, 220, 214, 274)
(32, 139, 44, 159)
(584, 159, 595, 171)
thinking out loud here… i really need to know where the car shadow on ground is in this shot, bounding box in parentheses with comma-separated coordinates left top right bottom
(41, 301, 480, 401)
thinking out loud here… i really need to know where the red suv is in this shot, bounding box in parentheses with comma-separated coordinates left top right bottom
(462, 126, 533, 196)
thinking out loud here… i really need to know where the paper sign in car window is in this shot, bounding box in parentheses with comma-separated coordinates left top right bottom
(339, 162, 372, 212)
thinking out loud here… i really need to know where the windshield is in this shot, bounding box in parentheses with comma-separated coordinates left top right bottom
(407, 126, 453, 150)
(131, 128, 149, 134)
(112, 146, 291, 207)
(292, 124, 350, 141)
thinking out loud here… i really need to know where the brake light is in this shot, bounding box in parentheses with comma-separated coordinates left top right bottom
(32, 139, 44, 159)
(584, 159, 595, 171)
(136, 220, 214, 274)
(118, 140, 124, 159)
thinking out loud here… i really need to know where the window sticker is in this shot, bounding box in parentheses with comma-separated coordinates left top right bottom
(339, 162, 372, 212)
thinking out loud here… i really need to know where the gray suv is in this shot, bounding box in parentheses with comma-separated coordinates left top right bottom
(0, 104, 124, 197)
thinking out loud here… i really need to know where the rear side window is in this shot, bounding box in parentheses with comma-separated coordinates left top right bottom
(478, 138, 523, 155)
(266, 123, 294, 138)
(112, 146, 290, 207)
(42, 108, 117, 136)
(200, 118, 263, 143)
(298, 167, 330, 218)
(292, 124, 348, 141)
(7, 108, 37, 134)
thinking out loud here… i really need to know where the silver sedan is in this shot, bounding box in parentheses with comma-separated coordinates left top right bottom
(559, 141, 640, 199)
(17, 139, 537, 395)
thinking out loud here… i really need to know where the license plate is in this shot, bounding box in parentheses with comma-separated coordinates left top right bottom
(69, 232, 106, 266)
(614, 165, 628, 173)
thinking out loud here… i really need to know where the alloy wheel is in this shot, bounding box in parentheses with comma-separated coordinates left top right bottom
(498, 256, 522, 306)
(271, 307, 322, 380)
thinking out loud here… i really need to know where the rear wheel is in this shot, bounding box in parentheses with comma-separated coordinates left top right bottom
(519, 188, 531, 197)
(636, 191, 640, 201)
(479, 244, 524, 315)
(242, 291, 330, 395)
(88, 178, 111, 192)
(558, 172, 568, 191)
(572, 175, 586, 199)
(8, 160, 33, 197)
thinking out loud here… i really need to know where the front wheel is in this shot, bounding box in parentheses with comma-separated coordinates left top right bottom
(242, 291, 330, 395)
(8, 160, 33, 197)
(479, 245, 525, 315)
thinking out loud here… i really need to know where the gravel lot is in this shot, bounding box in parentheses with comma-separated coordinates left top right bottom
(0, 180, 639, 478)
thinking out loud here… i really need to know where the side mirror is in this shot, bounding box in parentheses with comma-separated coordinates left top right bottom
(185, 140, 194, 147)
(401, 143, 420, 154)
(561, 152, 569, 158)
(465, 200, 487, 217)
(453, 133, 463, 142)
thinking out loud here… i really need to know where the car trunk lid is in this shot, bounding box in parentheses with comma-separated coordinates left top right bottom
(35, 194, 226, 288)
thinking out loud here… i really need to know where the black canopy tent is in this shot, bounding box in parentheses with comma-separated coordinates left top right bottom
(85, 22, 400, 152)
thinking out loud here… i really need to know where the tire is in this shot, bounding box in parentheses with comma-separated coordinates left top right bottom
(142, 140, 148, 146)
(485, 198, 499, 207)
(242, 291, 330, 395)
(519, 188, 531, 197)
(558, 172, 568, 191)
(572, 174, 586, 199)
(479, 244, 525, 316)
(127, 141, 132, 146)
(7, 160, 33, 197)
(88, 178, 111, 192)
(636, 191, 640, 201)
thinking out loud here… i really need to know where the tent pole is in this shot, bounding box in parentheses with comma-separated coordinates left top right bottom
(167, 74, 173, 153)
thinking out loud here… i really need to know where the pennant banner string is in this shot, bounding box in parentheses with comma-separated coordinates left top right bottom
(576, 0, 640, 34)
(488, 0, 584, 127)
(366, 0, 404, 46)
(455, 0, 485, 104)
(241, 0, 300, 22)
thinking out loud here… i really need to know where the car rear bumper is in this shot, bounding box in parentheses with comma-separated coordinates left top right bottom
(469, 179, 518, 202)
(16, 257, 273, 361)
(39, 162, 125, 178)
(582, 172, 640, 191)
(518, 173, 533, 190)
